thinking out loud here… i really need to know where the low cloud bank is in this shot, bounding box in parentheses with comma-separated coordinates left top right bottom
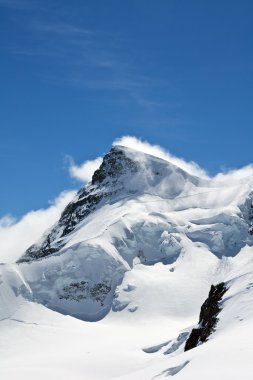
(0, 191, 75, 263)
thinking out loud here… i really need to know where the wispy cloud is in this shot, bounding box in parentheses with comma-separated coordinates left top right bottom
(10, 14, 165, 109)
(31, 22, 93, 37)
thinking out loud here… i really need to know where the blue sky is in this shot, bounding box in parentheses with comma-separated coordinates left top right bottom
(1, 0, 253, 217)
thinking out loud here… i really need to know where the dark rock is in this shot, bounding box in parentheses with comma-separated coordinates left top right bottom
(57, 280, 111, 305)
(90, 282, 111, 306)
(184, 282, 227, 351)
(92, 147, 138, 185)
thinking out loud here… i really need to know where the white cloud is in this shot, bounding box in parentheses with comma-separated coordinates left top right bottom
(0, 191, 76, 264)
(211, 165, 253, 185)
(113, 135, 209, 178)
(0, 215, 16, 228)
(69, 156, 103, 182)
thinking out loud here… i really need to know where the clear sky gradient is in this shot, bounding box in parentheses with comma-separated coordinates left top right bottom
(1, 0, 253, 217)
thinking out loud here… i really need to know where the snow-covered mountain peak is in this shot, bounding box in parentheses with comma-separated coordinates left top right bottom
(4, 143, 253, 323)
(91, 144, 203, 196)
(2, 143, 253, 379)
(19, 145, 205, 264)
(91, 145, 140, 186)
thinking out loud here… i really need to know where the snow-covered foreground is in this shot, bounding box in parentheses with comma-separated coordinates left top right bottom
(2, 247, 253, 379)
(0, 303, 186, 380)
(1, 144, 253, 379)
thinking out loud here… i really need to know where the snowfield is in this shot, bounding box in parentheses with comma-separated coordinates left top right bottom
(1, 144, 253, 379)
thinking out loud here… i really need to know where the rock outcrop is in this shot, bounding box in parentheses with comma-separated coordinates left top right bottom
(184, 282, 227, 351)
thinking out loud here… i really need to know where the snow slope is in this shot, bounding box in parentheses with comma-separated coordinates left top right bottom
(1, 144, 253, 379)
(1, 251, 253, 380)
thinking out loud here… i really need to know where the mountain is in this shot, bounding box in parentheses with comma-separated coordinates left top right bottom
(1, 144, 253, 379)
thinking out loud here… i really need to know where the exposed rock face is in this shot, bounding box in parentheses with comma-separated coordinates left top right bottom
(18, 147, 139, 262)
(92, 147, 139, 184)
(184, 282, 227, 351)
(58, 280, 111, 306)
